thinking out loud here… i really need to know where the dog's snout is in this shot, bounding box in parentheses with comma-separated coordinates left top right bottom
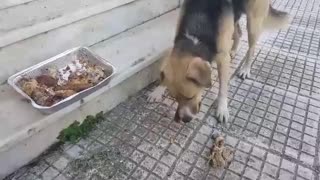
(177, 106, 196, 123)
(181, 115, 193, 123)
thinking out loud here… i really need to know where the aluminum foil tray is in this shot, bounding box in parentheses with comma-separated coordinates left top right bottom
(8, 47, 116, 114)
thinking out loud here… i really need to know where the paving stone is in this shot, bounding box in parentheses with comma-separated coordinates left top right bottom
(278, 169, 294, 180)
(52, 157, 69, 171)
(302, 143, 316, 156)
(281, 159, 296, 173)
(229, 161, 245, 174)
(41, 167, 59, 180)
(130, 150, 145, 164)
(188, 141, 203, 154)
(299, 153, 314, 166)
(141, 156, 157, 170)
(266, 153, 281, 166)
(160, 153, 176, 167)
(260, 173, 275, 180)
(225, 136, 239, 147)
(65, 145, 84, 159)
(138, 141, 163, 160)
(17, 173, 41, 180)
(270, 141, 284, 153)
(223, 171, 240, 180)
(234, 150, 249, 163)
(113, 170, 128, 180)
(145, 132, 160, 144)
(208, 167, 224, 179)
(132, 167, 148, 180)
(168, 172, 184, 180)
(156, 137, 170, 149)
(263, 163, 278, 178)
(29, 160, 50, 176)
(194, 133, 209, 145)
(121, 160, 136, 175)
(199, 125, 212, 136)
(297, 166, 314, 180)
(181, 151, 198, 164)
(247, 156, 263, 170)
(243, 167, 259, 180)
(147, 174, 161, 180)
(175, 161, 192, 175)
(285, 147, 299, 159)
(54, 174, 67, 180)
(251, 147, 266, 160)
(168, 143, 182, 156)
(189, 168, 206, 180)
(237, 141, 252, 153)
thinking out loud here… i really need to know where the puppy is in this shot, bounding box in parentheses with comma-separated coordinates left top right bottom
(149, 0, 288, 123)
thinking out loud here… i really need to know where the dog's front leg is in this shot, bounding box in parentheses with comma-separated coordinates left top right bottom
(148, 86, 166, 102)
(148, 67, 167, 102)
(216, 52, 230, 123)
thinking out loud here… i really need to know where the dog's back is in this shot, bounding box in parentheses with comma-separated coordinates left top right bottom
(174, 0, 245, 62)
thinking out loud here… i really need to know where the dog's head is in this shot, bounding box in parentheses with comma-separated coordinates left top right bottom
(161, 51, 212, 123)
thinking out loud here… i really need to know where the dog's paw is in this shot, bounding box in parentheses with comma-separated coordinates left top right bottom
(147, 86, 166, 102)
(230, 50, 236, 59)
(216, 101, 229, 124)
(238, 66, 251, 80)
(147, 91, 163, 102)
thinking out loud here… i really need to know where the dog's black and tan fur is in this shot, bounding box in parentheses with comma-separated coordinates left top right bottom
(149, 0, 288, 123)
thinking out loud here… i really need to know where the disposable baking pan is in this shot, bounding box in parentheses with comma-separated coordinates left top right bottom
(8, 47, 116, 114)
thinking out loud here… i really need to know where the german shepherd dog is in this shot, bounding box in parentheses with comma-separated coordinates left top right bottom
(149, 0, 288, 123)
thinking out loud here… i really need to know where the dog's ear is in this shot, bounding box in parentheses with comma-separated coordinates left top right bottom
(186, 57, 212, 88)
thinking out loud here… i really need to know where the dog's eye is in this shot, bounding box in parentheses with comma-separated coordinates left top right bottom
(187, 77, 201, 86)
(180, 93, 194, 101)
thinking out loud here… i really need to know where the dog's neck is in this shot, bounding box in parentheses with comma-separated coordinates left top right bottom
(185, 31, 200, 45)
(174, 32, 214, 62)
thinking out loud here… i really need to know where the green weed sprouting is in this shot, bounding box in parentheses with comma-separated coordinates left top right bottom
(57, 111, 105, 143)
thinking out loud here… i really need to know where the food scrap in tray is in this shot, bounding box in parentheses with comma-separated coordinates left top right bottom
(19, 60, 111, 107)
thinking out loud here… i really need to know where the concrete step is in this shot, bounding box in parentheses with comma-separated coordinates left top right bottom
(0, 0, 35, 10)
(0, 0, 136, 47)
(0, 0, 110, 33)
(0, 9, 178, 178)
(0, 0, 179, 83)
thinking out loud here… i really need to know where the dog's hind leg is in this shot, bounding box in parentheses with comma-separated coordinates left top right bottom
(238, 16, 264, 79)
(230, 22, 242, 59)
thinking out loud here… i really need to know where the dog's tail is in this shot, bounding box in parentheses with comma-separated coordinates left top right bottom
(264, 5, 289, 30)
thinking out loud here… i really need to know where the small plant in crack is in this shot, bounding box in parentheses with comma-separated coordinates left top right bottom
(57, 111, 105, 143)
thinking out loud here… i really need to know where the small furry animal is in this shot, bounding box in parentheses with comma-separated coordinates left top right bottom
(148, 0, 289, 124)
(209, 130, 234, 168)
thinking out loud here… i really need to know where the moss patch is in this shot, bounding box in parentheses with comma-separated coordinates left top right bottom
(57, 111, 105, 143)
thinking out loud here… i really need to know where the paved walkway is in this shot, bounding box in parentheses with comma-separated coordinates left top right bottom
(5, 0, 320, 179)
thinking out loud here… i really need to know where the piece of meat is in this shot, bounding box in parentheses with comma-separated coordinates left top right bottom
(54, 90, 77, 98)
(21, 79, 38, 96)
(56, 78, 93, 92)
(31, 87, 53, 106)
(36, 75, 57, 87)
